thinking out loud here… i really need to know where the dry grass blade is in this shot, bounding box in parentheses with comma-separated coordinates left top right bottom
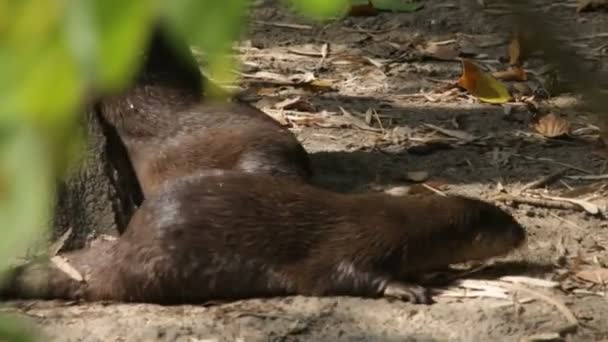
(539, 194, 601, 215)
(253, 21, 313, 30)
(48, 227, 72, 256)
(499, 276, 560, 289)
(51, 256, 84, 282)
(423, 123, 477, 142)
(339, 107, 383, 132)
(494, 194, 585, 212)
(565, 173, 608, 180)
(421, 183, 447, 196)
(518, 168, 568, 193)
(274, 97, 302, 109)
(434, 279, 510, 300)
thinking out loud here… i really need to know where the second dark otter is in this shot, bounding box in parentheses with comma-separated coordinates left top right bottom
(2, 171, 526, 304)
(97, 26, 312, 197)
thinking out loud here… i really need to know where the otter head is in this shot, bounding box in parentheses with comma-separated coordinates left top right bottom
(454, 197, 527, 261)
(402, 195, 527, 272)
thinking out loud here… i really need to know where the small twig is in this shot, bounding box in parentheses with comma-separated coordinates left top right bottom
(539, 194, 601, 215)
(317, 43, 329, 68)
(232, 311, 295, 321)
(49, 227, 73, 256)
(572, 289, 606, 297)
(422, 183, 447, 196)
(498, 282, 578, 334)
(494, 194, 582, 212)
(253, 21, 313, 30)
(287, 49, 323, 57)
(372, 109, 385, 133)
(518, 168, 569, 193)
(565, 174, 608, 181)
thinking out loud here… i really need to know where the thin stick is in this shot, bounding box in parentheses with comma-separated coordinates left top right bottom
(422, 183, 447, 196)
(253, 21, 313, 30)
(498, 282, 578, 334)
(372, 109, 385, 133)
(518, 168, 568, 193)
(494, 194, 582, 212)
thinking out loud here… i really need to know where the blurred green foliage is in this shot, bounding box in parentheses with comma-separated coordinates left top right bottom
(0, 0, 350, 340)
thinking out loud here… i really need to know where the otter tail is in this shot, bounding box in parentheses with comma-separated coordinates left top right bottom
(0, 259, 85, 301)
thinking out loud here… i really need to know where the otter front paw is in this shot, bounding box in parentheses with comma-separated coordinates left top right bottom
(383, 282, 432, 304)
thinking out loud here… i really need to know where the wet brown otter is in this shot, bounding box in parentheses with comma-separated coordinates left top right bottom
(2, 171, 526, 304)
(96, 26, 312, 197)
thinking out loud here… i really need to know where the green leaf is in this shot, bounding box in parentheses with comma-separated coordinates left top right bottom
(64, 0, 158, 90)
(0, 123, 53, 273)
(372, 0, 421, 12)
(0, 313, 37, 342)
(287, 0, 350, 18)
(164, 0, 249, 94)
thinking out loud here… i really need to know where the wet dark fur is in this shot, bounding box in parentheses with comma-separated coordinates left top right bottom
(1, 171, 526, 304)
(96, 26, 312, 196)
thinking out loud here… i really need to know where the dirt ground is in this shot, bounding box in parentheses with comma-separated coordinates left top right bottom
(4, 0, 608, 341)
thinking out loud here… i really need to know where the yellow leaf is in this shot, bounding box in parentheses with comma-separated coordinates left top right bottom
(458, 59, 512, 104)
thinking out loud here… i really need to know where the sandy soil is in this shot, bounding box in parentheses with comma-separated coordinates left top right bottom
(4, 0, 608, 341)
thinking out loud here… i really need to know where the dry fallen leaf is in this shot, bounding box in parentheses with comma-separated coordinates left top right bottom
(424, 123, 477, 142)
(458, 59, 512, 104)
(492, 65, 527, 82)
(533, 113, 571, 138)
(417, 42, 460, 61)
(575, 267, 608, 284)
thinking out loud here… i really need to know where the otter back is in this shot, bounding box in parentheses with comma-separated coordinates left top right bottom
(2, 171, 526, 304)
(95, 26, 312, 197)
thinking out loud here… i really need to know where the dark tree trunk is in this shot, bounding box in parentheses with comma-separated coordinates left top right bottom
(50, 23, 202, 251)
(52, 109, 142, 251)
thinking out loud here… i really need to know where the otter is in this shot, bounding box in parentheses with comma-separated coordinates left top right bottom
(1, 171, 526, 305)
(96, 25, 312, 197)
